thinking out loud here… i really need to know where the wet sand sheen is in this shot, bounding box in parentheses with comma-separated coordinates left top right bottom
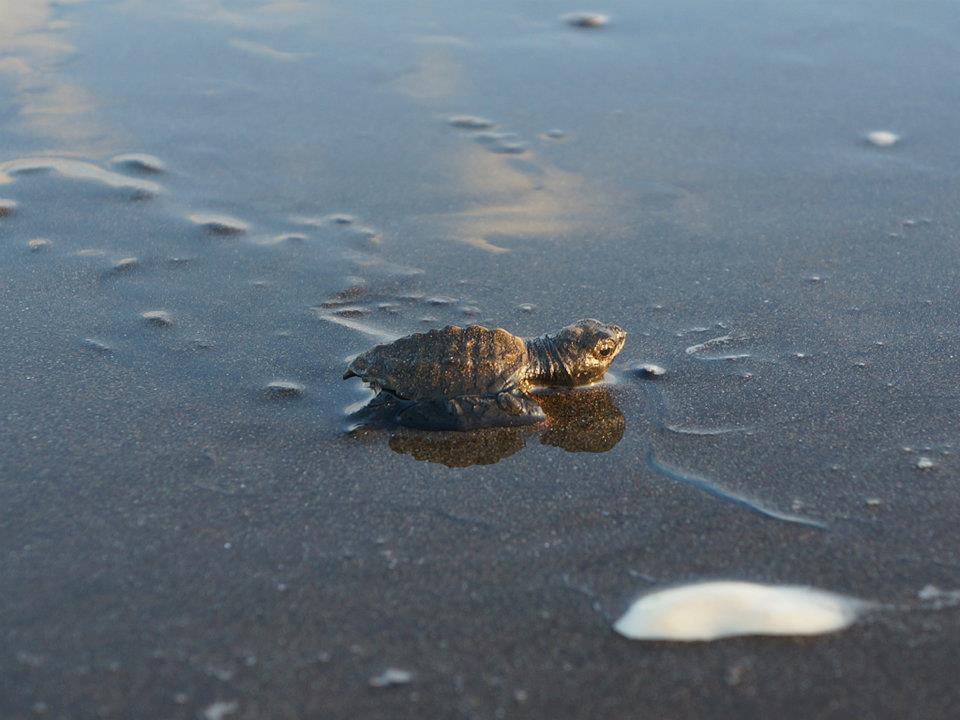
(1, 1, 960, 719)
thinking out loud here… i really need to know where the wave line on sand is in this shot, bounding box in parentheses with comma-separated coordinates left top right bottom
(313, 310, 400, 343)
(646, 450, 826, 529)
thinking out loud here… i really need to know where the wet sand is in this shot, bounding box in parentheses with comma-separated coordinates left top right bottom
(2, 1, 960, 718)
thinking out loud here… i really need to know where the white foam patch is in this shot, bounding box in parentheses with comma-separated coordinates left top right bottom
(614, 581, 867, 641)
(0, 157, 163, 196)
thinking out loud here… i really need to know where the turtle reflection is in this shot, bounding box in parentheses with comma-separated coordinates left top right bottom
(388, 387, 624, 467)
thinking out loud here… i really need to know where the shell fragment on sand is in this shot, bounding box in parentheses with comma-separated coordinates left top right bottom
(614, 581, 867, 641)
(866, 130, 899, 147)
(369, 668, 414, 688)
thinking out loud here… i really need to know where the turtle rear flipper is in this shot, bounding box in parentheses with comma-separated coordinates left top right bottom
(397, 390, 545, 431)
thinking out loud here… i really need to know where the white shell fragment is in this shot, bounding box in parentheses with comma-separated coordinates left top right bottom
(866, 130, 899, 147)
(369, 667, 414, 688)
(614, 581, 867, 641)
(202, 701, 238, 720)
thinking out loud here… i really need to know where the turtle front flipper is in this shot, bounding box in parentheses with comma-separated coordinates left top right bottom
(397, 390, 545, 431)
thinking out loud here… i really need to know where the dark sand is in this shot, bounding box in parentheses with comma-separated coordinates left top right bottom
(2, 1, 959, 718)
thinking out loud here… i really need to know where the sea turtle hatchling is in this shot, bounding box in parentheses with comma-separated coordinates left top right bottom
(343, 319, 627, 430)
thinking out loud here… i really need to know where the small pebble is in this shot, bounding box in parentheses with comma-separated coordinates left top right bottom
(189, 212, 249, 235)
(916, 456, 935, 470)
(633, 363, 667, 378)
(369, 668, 414, 688)
(562, 12, 609, 28)
(866, 130, 899, 147)
(0, 198, 18, 216)
(141, 310, 174, 326)
(490, 140, 528, 155)
(448, 115, 495, 130)
(425, 296, 456, 306)
(517, 303, 536, 312)
(474, 131, 529, 155)
(327, 213, 356, 225)
(112, 257, 139, 272)
(28, 238, 51, 251)
(274, 232, 308, 243)
(264, 380, 306, 399)
(865, 498, 883, 507)
(543, 129, 567, 140)
(81, 338, 114, 354)
(460, 305, 481, 316)
(110, 153, 166, 173)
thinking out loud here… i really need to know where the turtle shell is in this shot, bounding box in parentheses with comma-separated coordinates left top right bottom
(345, 324, 529, 401)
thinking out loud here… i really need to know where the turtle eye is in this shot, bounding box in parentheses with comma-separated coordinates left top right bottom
(597, 343, 613, 358)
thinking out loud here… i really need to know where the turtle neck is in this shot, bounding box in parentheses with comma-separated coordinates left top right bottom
(524, 334, 574, 387)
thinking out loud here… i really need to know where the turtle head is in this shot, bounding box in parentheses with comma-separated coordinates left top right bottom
(550, 319, 627, 385)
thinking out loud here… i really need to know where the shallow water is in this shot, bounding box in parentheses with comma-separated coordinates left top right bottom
(2, 1, 960, 718)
